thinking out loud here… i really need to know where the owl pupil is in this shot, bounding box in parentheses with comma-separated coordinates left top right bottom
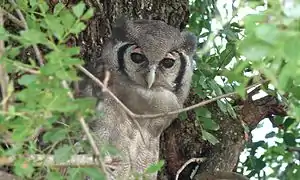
(160, 58, 175, 68)
(131, 53, 146, 64)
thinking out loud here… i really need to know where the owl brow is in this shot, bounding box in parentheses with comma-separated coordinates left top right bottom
(173, 51, 187, 92)
(117, 43, 135, 76)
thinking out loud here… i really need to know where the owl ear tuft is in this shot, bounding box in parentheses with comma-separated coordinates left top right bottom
(112, 16, 136, 42)
(181, 31, 197, 55)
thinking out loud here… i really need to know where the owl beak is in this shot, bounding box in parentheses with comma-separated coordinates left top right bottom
(147, 67, 156, 89)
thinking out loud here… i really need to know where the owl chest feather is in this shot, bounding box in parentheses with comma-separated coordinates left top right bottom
(93, 96, 162, 179)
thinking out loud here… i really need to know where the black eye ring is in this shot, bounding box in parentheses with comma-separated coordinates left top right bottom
(160, 58, 175, 68)
(131, 52, 147, 64)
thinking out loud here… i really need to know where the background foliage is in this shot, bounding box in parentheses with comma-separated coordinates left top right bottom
(0, 0, 299, 180)
(188, 0, 300, 179)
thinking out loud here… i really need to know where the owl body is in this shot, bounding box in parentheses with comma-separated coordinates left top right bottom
(88, 18, 197, 180)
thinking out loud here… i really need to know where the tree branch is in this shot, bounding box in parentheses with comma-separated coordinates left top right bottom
(0, 154, 119, 169)
(61, 78, 110, 177)
(0, 6, 25, 28)
(175, 157, 206, 180)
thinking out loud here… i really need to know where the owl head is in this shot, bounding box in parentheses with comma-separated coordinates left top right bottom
(101, 17, 197, 104)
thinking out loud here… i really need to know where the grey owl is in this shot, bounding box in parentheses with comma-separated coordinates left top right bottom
(87, 17, 197, 180)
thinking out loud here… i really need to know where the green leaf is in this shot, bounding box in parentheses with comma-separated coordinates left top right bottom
(55, 69, 80, 81)
(265, 131, 276, 138)
(67, 168, 82, 180)
(54, 2, 65, 16)
(29, 0, 37, 8)
(18, 74, 37, 86)
(38, 1, 49, 14)
(201, 118, 220, 131)
(0, 26, 9, 40)
(226, 103, 237, 119)
(44, 15, 65, 41)
(283, 133, 296, 146)
(16, 0, 28, 11)
(274, 116, 284, 126)
(239, 38, 272, 61)
(20, 29, 48, 45)
(70, 22, 86, 35)
(145, 160, 164, 174)
(253, 158, 266, 171)
(72, 2, 86, 18)
(81, 168, 105, 180)
(235, 84, 246, 99)
(255, 24, 280, 45)
(283, 118, 295, 130)
(278, 63, 295, 91)
(59, 9, 76, 30)
(43, 128, 68, 143)
(13, 159, 35, 178)
(195, 107, 211, 118)
(40, 63, 62, 75)
(202, 130, 219, 145)
(42, 92, 79, 112)
(217, 100, 227, 114)
(54, 145, 73, 163)
(208, 80, 223, 95)
(46, 171, 64, 180)
(284, 36, 300, 62)
(81, 8, 94, 20)
(178, 112, 188, 120)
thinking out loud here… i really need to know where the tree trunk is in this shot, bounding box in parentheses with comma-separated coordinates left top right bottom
(75, 0, 246, 179)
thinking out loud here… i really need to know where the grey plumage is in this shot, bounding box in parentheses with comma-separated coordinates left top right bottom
(85, 18, 197, 180)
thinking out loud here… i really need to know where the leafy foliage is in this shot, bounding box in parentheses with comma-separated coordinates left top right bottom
(0, 0, 102, 179)
(188, 0, 300, 179)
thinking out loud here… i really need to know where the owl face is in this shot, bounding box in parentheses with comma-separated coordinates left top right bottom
(116, 43, 191, 92)
(101, 18, 197, 103)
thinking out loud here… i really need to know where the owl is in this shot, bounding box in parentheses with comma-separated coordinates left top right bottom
(86, 17, 197, 180)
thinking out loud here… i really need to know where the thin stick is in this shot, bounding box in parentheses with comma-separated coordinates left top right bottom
(0, 6, 25, 28)
(61, 81, 109, 177)
(0, 154, 119, 169)
(102, 71, 110, 92)
(175, 157, 206, 180)
(77, 65, 147, 144)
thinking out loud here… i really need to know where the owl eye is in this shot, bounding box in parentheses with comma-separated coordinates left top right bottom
(131, 53, 147, 64)
(160, 58, 175, 68)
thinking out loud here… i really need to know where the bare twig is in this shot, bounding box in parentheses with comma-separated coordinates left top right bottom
(61, 80, 109, 177)
(77, 65, 147, 144)
(0, 6, 25, 28)
(175, 157, 206, 180)
(102, 70, 110, 92)
(287, 147, 300, 152)
(15, 66, 40, 74)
